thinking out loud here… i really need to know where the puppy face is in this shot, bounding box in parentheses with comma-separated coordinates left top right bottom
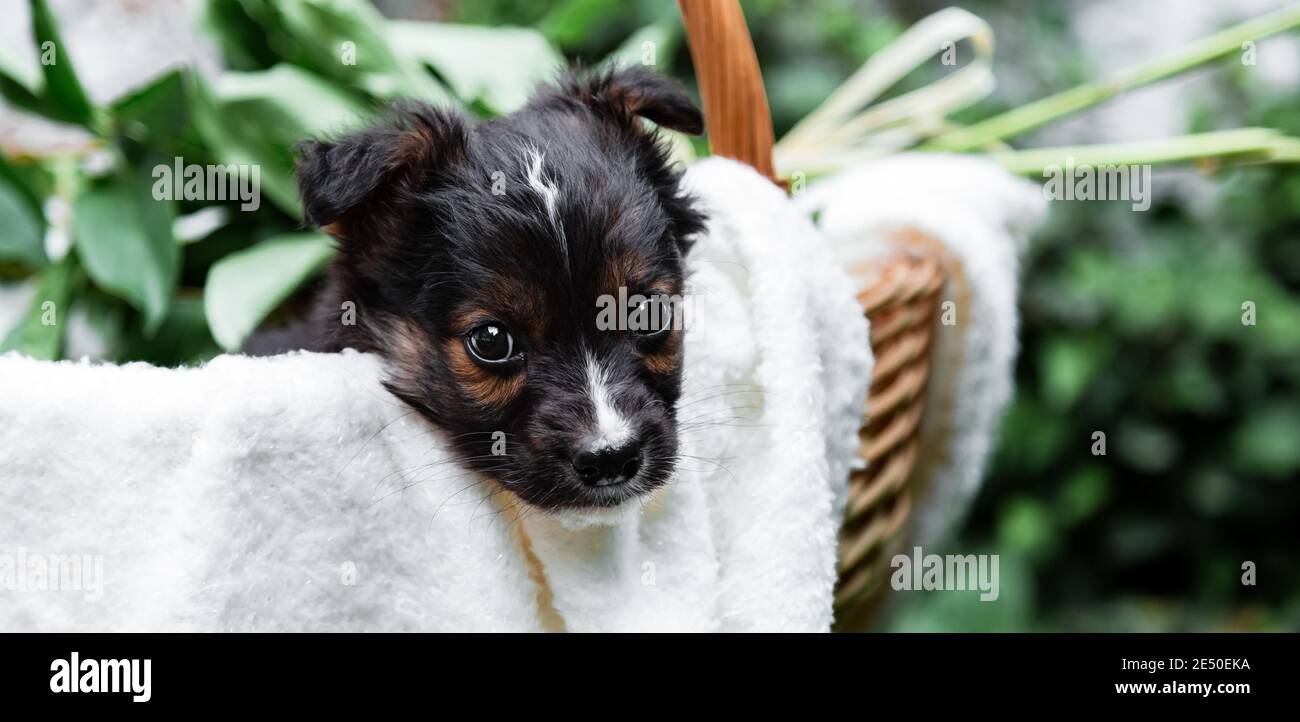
(297, 68, 706, 512)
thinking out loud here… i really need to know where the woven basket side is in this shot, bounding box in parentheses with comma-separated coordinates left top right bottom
(834, 231, 951, 625)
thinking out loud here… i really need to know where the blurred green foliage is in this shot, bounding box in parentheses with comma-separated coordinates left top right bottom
(0, 0, 1295, 630)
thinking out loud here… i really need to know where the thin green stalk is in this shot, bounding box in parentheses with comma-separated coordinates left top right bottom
(921, 6, 1300, 152)
(984, 128, 1300, 176)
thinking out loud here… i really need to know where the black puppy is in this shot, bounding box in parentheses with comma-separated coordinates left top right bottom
(257, 67, 707, 512)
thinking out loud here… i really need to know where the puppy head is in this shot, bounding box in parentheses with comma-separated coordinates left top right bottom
(298, 67, 706, 512)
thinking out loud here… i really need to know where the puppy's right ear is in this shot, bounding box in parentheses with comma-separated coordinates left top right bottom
(296, 103, 468, 236)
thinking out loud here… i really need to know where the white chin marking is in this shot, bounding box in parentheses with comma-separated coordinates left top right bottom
(585, 354, 633, 448)
(550, 499, 644, 529)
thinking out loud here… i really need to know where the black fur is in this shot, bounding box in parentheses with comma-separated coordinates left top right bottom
(269, 67, 707, 511)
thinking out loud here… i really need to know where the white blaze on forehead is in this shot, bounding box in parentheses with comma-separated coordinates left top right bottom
(522, 144, 568, 270)
(585, 353, 633, 448)
(523, 145, 559, 221)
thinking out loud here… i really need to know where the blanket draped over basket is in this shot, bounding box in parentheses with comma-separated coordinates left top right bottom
(0, 154, 1040, 631)
(0, 0, 1045, 630)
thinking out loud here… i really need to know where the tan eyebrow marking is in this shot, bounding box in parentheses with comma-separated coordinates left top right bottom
(452, 277, 550, 345)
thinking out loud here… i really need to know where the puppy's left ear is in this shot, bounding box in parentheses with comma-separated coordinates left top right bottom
(296, 102, 469, 238)
(560, 66, 704, 136)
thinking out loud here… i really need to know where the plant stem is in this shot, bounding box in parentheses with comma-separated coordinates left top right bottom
(921, 6, 1300, 152)
(983, 128, 1300, 175)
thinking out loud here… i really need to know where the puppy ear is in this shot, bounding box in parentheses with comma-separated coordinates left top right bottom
(296, 103, 469, 234)
(560, 66, 704, 136)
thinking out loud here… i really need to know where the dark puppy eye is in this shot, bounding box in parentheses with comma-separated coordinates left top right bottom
(465, 323, 516, 364)
(633, 294, 673, 337)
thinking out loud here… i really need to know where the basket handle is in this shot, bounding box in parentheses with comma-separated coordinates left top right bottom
(678, 0, 780, 186)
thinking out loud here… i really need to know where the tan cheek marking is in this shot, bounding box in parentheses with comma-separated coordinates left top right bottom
(643, 329, 681, 376)
(443, 337, 526, 412)
(381, 317, 436, 399)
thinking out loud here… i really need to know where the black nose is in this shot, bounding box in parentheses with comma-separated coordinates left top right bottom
(571, 440, 642, 486)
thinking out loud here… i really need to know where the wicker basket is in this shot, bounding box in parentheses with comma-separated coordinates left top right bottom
(679, 0, 952, 628)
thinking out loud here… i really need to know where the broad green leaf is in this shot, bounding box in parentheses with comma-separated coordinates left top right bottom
(278, 0, 453, 105)
(538, 0, 624, 48)
(119, 295, 222, 367)
(204, 232, 334, 351)
(0, 71, 45, 117)
(30, 0, 95, 127)
(217, 65, 368, 142)
(0, 180, 44, 268)
(0, 254, 78, 359)
(191, 65, 368, 216)
(199, 0, 280, 71)
(112, 69, 192, 149)
(73, 170, 178, 332)
(388, 21, 562, 114)
(0, 153, 46, 267)
(187, 72, 290, 210)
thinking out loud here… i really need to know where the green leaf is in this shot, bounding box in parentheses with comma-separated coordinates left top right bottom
(1115, 420, 1180, 474)
(199, 0, 280, 71)
(73, 170, 178, 332)
(1231, 404, 1300, 480)
(111, 69, 192, 149)
(204, 232, 334, 351)
(0, 254, 78, 359)
(119, 295, 222, 366)
(1056, 465, 1111, 524)
(0, 73, 45, 118)
(218, 65, 369, 143)
(277, 0, 453, 105)
(190, 65, 368, 216)
(538, 0, 623, 49)
(0, 153, 46, 268)
(30, 0, 95, 127)
(1038, 335, 1109, 410)
(388, 21, 563, 115)
(997, 496, 1056, 560)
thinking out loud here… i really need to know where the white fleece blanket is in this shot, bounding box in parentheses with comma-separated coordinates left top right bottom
(0, 158, 872, 632)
